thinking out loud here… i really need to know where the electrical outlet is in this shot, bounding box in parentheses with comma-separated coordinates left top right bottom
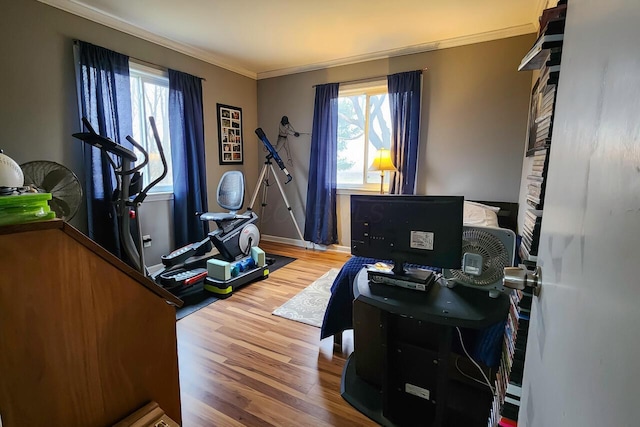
(143, 235, 152, 248)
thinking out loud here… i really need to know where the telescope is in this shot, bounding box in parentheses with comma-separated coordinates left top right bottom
(255, 127, 292, 184)
(248, 128, 305, 243)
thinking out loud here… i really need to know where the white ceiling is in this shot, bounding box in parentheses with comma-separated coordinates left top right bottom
(40, 0, 545, 79)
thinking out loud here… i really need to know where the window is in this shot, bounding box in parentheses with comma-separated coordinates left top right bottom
(337, 81, 392, 190)
(129, 62, 173, 193)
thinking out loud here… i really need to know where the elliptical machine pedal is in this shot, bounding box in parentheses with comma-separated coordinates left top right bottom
(161, 238, 210, 267)
(158, 267, 208, 290)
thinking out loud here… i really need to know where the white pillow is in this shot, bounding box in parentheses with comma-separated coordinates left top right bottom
(465, 201, 501, 213)
(463, 201, 500, 227)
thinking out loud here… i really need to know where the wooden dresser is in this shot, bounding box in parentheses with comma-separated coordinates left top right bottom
(0, 220, 182, 426)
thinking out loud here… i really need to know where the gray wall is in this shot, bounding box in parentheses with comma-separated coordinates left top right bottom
(1, 1, 258, 265)
(1, 2, 535, 253)
(258, 35, 535, 245)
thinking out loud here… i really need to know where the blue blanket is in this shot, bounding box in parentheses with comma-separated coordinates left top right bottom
(320, 257, 439, 339)
(320, 256, 506, 367)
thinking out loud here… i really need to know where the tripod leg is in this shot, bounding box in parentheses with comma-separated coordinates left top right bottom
(259, 165, 271, 227)
(248, 162, 269, 211)
(269, 164, 306, 243)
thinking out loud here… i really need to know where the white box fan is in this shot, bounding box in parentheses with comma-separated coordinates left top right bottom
(443, 225, 516, 298)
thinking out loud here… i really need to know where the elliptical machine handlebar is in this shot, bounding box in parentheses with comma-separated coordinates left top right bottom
(73, 117, 138, 162)
(123, 135, 149, 176)
(131, 116, 168, 205)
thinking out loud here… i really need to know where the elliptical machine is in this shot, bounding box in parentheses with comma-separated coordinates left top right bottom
(74, 118, 268, 298)
(73, 116, 168, 275)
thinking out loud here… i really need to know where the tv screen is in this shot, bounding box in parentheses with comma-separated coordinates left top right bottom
(351, 195, 463, 272)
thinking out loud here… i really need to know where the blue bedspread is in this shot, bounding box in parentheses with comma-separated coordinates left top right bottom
(320, 256, 506, 367)
(320, 257, 380, 340)
(320, 257, 439, 339)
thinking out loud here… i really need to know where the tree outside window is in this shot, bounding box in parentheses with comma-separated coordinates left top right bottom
(337, 82, 391, 190)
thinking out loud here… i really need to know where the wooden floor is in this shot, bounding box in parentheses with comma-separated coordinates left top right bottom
(176, 241, 376, 427)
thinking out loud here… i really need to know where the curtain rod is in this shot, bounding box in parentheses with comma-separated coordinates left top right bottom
(73, 39, 206, 81)
(312, 68, 426, 88)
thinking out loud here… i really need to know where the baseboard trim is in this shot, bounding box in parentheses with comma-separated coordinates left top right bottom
(261, 234, 351, 254)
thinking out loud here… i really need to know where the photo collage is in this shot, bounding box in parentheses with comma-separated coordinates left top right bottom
(218, 105, 243, 164)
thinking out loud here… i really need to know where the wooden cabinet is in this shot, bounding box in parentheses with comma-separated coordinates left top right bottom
(0, 220, 182, 426)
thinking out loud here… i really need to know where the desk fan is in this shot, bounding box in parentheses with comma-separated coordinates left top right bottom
(21, 160, 83, 221)
(443, 225, 516, 297)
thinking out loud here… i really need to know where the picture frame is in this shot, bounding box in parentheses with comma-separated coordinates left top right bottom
(217, 103, 243, 165)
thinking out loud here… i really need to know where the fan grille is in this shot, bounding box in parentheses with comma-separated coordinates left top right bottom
(21, 161, 83, 221)
(450, 228, 510, 286)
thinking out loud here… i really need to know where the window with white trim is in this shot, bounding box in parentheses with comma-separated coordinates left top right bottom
(129, 62, 173, 193)
(337, 81, 392, 190)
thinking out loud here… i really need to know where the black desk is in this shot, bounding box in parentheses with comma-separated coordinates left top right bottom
(341, 268, 510, 427)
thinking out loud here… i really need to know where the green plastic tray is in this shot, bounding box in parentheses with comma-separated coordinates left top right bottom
(0, 207, 56, 226)
(0, 193, 52, 208)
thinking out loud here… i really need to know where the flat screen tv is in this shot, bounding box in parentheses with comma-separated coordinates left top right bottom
(351, 195, 463, 275)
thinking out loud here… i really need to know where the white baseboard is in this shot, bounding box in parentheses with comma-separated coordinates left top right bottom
(261, 234, 351, 254)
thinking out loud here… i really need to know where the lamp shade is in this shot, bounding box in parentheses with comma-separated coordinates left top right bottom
(369, 148, 397, 172)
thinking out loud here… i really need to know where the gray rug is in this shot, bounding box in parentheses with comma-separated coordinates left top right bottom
(272, 268, 340, 327)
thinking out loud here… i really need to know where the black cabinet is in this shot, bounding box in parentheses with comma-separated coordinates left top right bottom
(342, 269, 510, 427)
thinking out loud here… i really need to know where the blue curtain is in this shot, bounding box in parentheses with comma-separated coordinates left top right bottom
(304, 83, 339, 245)
(168, 69, 209, 248)
(387, 70, 422, 195)
(76, 41, 132, 258)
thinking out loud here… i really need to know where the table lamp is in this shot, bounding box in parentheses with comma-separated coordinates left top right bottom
(369, 148, 397, 194)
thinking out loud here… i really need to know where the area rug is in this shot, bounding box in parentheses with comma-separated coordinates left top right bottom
(176, 253, 296, 320)
(272, 268, 340, 327)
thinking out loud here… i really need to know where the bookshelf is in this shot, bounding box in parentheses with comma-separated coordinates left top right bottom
(488, 288, 533, 427)
(520, 3, 566, 264)
(488, 3, 567, 426)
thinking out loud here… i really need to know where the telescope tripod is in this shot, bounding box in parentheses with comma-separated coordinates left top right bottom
(248, 158, 305, 243)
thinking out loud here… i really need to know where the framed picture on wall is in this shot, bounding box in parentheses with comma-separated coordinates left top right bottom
(217, 103, 243, 165)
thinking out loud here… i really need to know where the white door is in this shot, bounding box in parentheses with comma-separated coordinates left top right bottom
(519, 1, 640, 426)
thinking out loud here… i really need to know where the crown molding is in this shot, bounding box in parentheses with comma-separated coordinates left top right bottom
(37, 0, 257, 79)
(257, 23, 536, 80)
(39, 0, 536, 81)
